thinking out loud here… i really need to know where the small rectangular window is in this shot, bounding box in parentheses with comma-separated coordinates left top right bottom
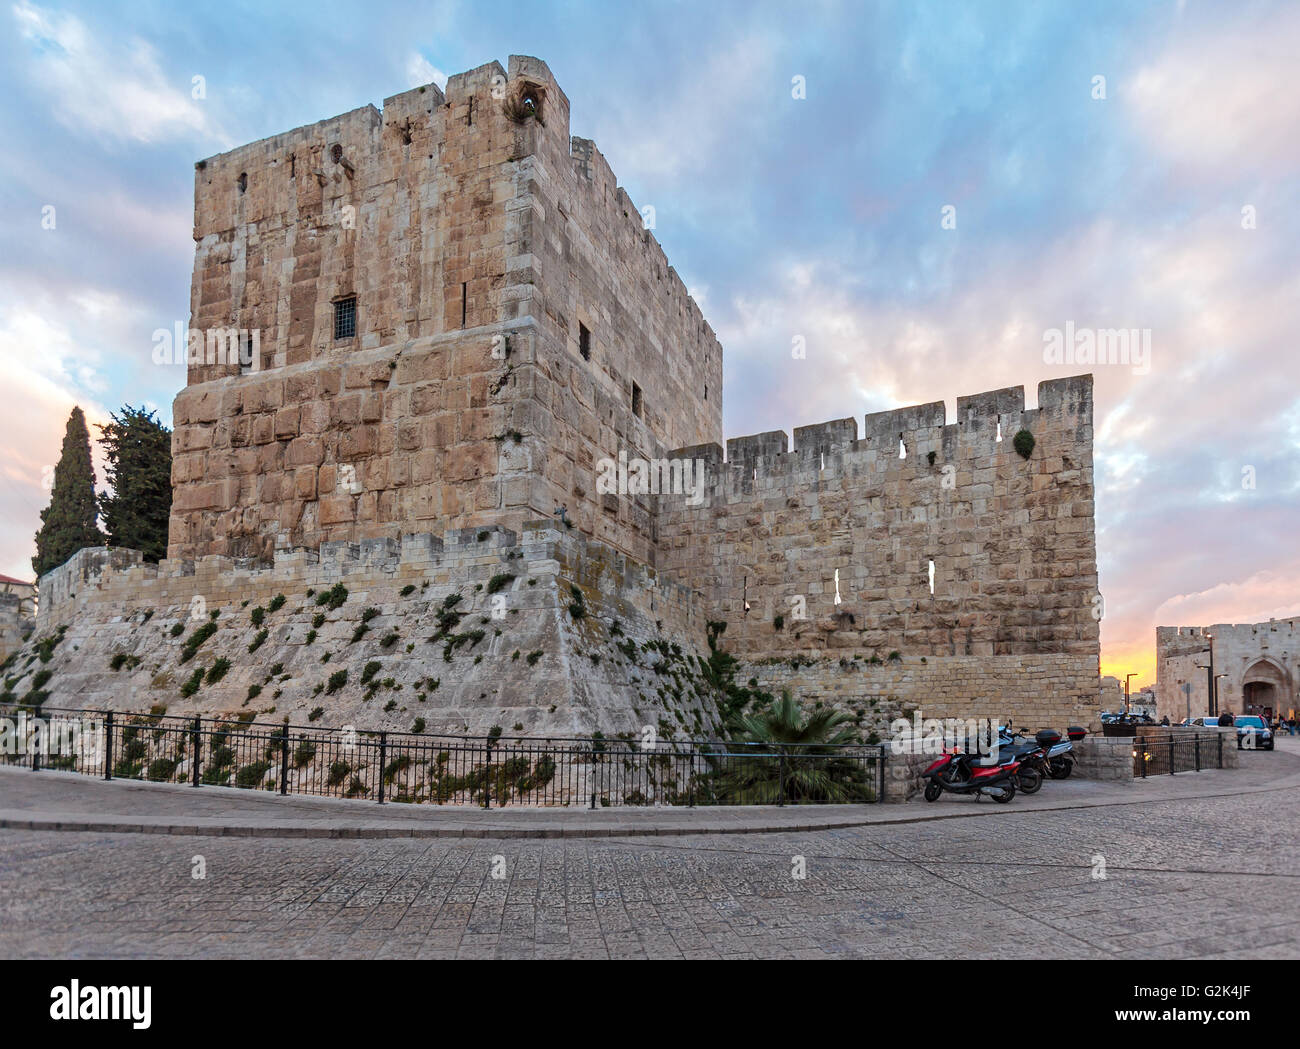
(333, 296, 356, 341)
(631, 382, 643, 418)
(579, 323, 591, 361)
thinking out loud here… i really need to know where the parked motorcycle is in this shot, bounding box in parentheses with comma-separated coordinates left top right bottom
(922, 746, 1022, 803)
(997, 722, 1087, 782)
(1034, 725, 1088, 779)
(994, 725, 1046, 794)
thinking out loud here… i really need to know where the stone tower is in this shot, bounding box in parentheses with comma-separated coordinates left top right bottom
(171, 56, 722, 568)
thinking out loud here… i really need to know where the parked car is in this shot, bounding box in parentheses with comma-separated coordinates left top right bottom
(1105, 711, 1155, 726)
(1183, 716, 1220, 728)
(1233, 715, 1274, 750)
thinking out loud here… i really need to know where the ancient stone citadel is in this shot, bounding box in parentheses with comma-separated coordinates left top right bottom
(7, 57, 1100, 738)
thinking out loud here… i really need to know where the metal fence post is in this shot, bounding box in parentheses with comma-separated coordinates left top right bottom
(104, 711, 114, 780)
(778, 751, 786, 807)
(279, 724, 289, 795)
(1217, 734, 1223, 769)
(376, 732, 386, 804)
(1195, 734, 1200, 772)
(191, 717, 201, 786)
(483, 740, 491, 810)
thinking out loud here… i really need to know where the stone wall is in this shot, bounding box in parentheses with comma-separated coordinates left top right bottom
(659, 375, 1099, 726)
(0, 593, 32, 664)
(1071, 737, 1134, 781)
(15, 525, 721, 740)
(733, 653, 1099, 741)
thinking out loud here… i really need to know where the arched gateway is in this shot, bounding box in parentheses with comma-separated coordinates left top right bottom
(1240, 658, 1291, 720)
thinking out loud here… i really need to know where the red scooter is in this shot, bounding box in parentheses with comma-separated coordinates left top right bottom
(922, 746, 1021, 803)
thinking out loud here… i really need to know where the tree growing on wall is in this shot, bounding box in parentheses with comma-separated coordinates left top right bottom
(97, 405, 173, 563)
(33, 406, 105, 577)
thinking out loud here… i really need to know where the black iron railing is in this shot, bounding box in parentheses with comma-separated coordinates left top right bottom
(0, 705, 884, 807)
(1132, 729, 1227, 777)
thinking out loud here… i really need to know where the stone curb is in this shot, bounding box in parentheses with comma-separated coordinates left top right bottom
(5, 768, 1300, 839)
(0, 813, 878, 840)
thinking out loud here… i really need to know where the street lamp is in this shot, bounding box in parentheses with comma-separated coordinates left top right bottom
(1205, 633, 1216, 715)
(1125, 673, 1138, 712)
(1192, 634, 1218, 716)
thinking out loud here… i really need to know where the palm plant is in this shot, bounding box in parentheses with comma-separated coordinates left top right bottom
(713, 691, 875, 803)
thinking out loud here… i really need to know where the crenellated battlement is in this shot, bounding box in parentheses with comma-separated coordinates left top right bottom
(669, 375, 1092, 500)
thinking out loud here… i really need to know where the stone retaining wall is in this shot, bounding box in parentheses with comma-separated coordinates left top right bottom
(11, 524, 721, 740)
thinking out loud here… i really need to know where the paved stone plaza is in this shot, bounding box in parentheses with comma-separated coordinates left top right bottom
(2, 741, 1298, 959)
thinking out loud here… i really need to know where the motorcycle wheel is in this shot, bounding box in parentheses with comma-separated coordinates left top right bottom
(1048, 757, 1072, 779)
(1017, 766, 1042, 794)
(993, 780, 1016, 804)
(941, 762, 971, 786)
(923, 781, 942, 802)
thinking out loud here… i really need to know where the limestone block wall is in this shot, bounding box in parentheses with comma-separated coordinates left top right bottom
(186, 60, 526, 381)
(0, 594, 32, 663)
(174, 59, 537, 561)
(451, 56, 722, 565)
(1071, 738, 1134, 782)
(656, 376, 1099, 718)
(169, 323, 545, 563)
(1156, 618, 1300, 721)
(16, 526, 722, 740)
(734, 652, 1100, 738)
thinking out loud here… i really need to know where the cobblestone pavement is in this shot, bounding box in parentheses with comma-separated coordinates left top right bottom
(1, 742, 1298, 958)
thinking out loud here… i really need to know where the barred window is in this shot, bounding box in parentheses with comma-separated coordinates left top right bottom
(334, 296, 356, 341)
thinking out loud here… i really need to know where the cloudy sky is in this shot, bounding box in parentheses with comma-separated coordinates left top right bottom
(2, 0, 1297, 683)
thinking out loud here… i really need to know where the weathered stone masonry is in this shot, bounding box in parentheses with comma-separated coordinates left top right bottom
(28, 526, 720, 738)
(175, 56, 721, 568)
(659, 375, 1099, 730)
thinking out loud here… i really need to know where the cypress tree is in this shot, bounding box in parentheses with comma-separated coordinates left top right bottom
(33, 406, 105, 577)
(97, 405, 173, 563)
